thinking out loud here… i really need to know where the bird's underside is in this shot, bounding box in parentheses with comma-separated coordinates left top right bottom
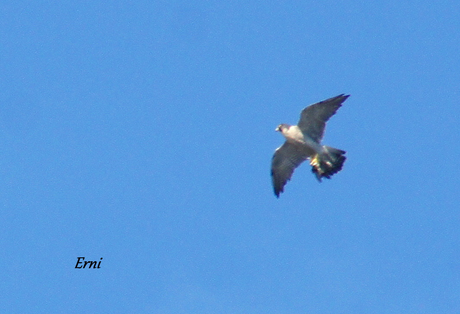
(271, 94, 349, 197)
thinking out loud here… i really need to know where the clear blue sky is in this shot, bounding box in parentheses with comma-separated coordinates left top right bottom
(1, 1, 459, 313)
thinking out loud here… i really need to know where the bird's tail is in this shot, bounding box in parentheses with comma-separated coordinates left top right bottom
(310, 146, 346, 181)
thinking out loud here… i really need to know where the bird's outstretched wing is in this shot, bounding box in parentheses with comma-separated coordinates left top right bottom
(271, 142, 309, 197)
(297, 94, 349, 143)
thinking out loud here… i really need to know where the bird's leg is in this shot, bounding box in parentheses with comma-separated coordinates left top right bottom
(310, 154, 321, 169)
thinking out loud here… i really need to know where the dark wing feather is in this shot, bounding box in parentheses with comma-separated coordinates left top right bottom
(271, 142, 309, 197)
(297, 94, 349, 143)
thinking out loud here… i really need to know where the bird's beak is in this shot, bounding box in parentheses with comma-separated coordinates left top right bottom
(275, 126, 280, 132)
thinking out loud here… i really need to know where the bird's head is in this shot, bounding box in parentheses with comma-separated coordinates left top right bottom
(275, 124, 290, 133)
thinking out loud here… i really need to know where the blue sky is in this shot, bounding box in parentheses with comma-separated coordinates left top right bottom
(1, 1, 460, 313)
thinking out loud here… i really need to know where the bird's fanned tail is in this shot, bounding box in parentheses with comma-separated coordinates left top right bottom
(310, 146, 346, 181)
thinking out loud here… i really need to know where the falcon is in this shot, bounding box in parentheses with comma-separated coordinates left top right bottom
(271, 94, 349, 197)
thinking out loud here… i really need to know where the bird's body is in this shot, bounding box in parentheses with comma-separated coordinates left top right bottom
(277, 124, 322, 154)
(271, 94, 349, 197)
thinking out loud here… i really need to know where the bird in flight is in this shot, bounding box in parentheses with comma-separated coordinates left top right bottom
(271, 94, 349, 197)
